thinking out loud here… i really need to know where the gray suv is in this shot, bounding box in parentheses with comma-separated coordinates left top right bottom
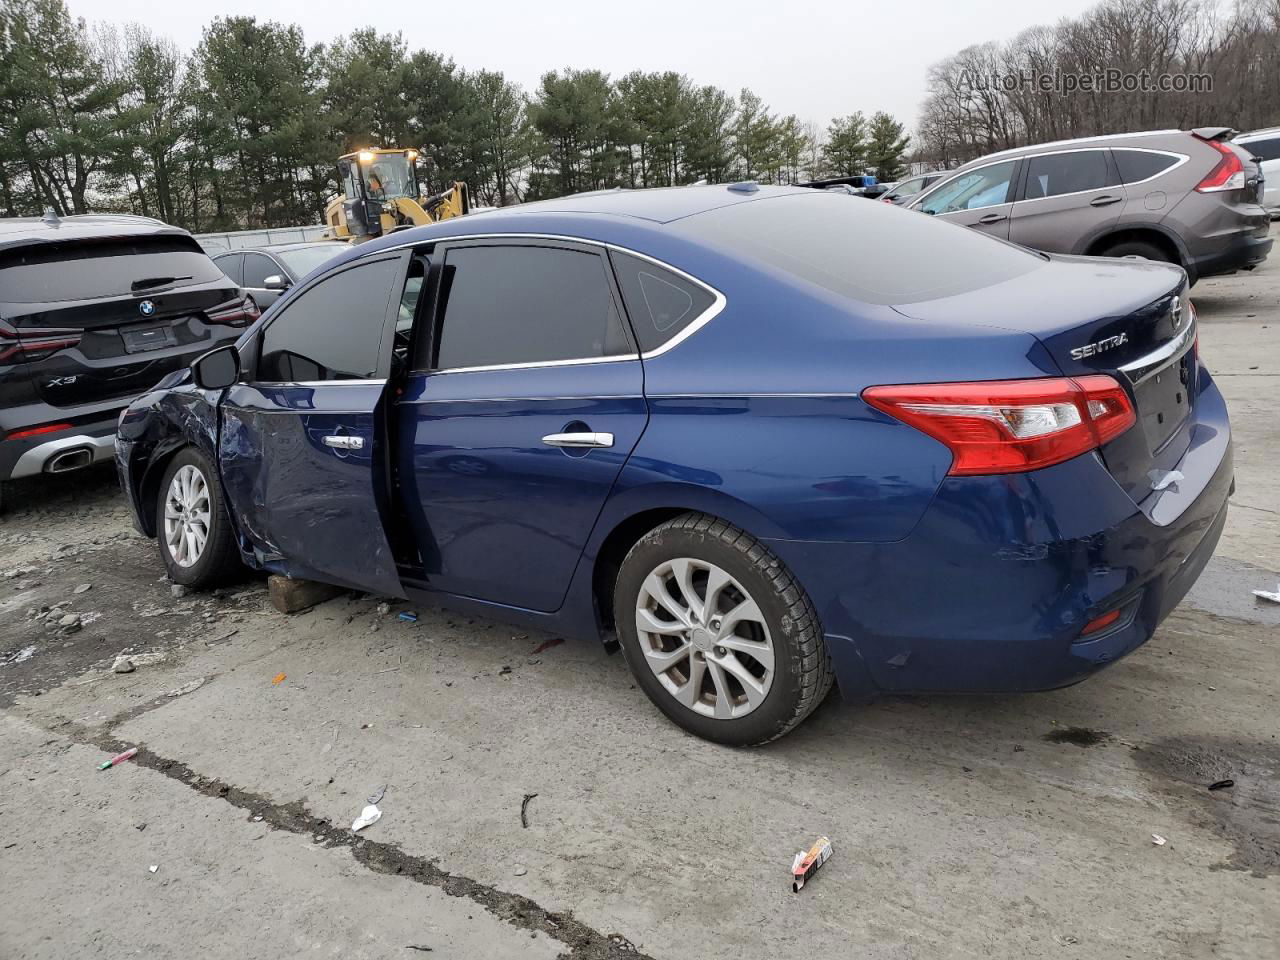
(908, 128, 1271, 283)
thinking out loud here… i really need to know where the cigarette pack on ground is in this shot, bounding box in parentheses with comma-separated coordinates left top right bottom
(790, 836, 833, 892)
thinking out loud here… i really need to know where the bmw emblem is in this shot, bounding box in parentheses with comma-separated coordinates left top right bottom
(139, 299, 156, 317)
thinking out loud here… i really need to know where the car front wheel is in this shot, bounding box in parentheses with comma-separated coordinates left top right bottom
(614, 513, 833, 745)
(155, 447, 242, 588)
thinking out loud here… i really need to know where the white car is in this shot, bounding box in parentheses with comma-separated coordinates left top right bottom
(1235, 127, 1280, 218)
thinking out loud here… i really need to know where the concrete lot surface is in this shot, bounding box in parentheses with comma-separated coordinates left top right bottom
(2, 243, 1278, 959)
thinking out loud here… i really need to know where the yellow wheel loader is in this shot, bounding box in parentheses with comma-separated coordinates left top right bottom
(323, 148, 470, 243)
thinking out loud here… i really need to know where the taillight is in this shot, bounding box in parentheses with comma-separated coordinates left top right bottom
(5, 422, 73, 442)
(1194, 138, 1245, 193)
(0, 319, 83, 364)
(205, 295, 260, 327)
(863, 375, 1136, 476)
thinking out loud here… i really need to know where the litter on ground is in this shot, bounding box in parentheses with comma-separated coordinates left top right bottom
(791, 836, 833, 892)
(98, 747, 138, 770)
(352, 804, 382, 832)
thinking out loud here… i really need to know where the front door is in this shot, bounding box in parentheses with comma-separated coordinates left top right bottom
(218, 251, 408, 597)
(919, 158, 1021, 240)
(398, 239, 648, 612)
(1009, 149, 1124, 254)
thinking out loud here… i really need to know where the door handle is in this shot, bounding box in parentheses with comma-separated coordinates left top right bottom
(1090, 195, 1123, 207)
(323, 435, 365, 450)
(977, 213, 1007, 224)
(541, 431, 614, 449)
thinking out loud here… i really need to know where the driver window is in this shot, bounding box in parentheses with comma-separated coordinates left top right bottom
(921, 160, 1017, 215)
(256, 258, 399, 383)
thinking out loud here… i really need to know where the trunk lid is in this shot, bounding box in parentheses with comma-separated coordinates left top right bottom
(1, 235, 247, 406)
(893, 254, 1193, 504)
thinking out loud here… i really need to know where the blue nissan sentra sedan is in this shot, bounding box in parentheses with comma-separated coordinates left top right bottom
(116, 185, 1231, 745)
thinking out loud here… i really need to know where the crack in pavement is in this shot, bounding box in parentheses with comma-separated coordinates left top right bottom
(45, 717, 652, 960)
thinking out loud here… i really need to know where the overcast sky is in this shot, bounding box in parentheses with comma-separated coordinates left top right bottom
(66, 0, 1103, 131)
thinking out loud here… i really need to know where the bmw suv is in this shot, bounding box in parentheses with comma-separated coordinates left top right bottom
(0, 212, 256, 511)
(908, 128, 1272, 283)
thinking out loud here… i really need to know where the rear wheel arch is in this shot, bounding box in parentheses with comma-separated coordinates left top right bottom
(1085, 227, 1185, 269)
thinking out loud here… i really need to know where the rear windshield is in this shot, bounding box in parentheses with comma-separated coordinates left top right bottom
(676, 192, 1043, 305)
(0, 235, 223, 303)
(275, 245, 347, 278)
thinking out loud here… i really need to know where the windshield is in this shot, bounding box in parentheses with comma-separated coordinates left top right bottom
(363, 154, 416, 200)
(275, 245, 348, 278)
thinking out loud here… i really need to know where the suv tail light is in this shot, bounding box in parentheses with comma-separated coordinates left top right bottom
(0, 319, 83, 364)
(863, 376, 1136, 476)
(1194, 138, 1246, 193)
(205, 295, 260, 327)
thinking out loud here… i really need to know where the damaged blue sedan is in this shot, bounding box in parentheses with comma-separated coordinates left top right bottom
(117, 185, 1232, 744)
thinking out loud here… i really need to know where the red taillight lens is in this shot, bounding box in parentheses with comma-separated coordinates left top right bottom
(5, 422, 73, 442)
(863, 375, 1136, 476)
(205, 295, 260, 327)
(0, 319, 83, 364)
(1194, 138, 1245, 193)
(1080, 608, 1123, 636)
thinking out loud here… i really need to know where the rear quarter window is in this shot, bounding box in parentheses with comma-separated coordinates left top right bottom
(0, 235, 224, 303)
(676, 191, 1043, 305)
(609, 252, 718, 353)
(1114, 149, 1182, 184)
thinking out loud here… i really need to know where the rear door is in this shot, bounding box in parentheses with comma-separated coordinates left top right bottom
(1009, 149, 1125, 253)
(2, 235, 252, 409)
(218, 251, 407, 596)
(397, 239, 647, 612)
(917, 159, 1021, 239)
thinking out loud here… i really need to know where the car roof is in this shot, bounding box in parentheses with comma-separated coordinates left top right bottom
(970, 130, 1184, 165)
(1236, 127, 1280, 141)
(0, 213, 192, 254)
(489, 183, 813, 224)
(213, 241, 346, 257)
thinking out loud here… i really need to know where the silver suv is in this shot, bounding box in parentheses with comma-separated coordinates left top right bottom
(908, 128, 1271, 283)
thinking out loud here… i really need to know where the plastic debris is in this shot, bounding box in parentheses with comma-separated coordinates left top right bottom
(531, 637, 564, 654)
(1208, 779, 1235, 791)
(148, 865, 158, 874)
(98, 747, 138, 770)
(398, 611, 418, 623)
(352, 804, 382, 832)
(271, 672, 287, 686)
(368, 784, 387, 805)
(791, 836, 833, 892)
(1151, 834, 1167, 846)
(1252, 583, 1280, 604)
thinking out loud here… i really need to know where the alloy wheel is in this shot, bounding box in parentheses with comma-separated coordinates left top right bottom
(634, 557, 775, 719)
(164, 464, 211, 568)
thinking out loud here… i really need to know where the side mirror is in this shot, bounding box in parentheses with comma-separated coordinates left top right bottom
(264, 274, 289, 291)
(192, 344, 240, 390)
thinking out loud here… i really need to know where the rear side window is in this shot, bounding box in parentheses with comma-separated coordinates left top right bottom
(214, 253, 243, 285)
(1238, 137, 1280, 162)
(433, 245, 632, 370)
(678, 191, 1042, 305)
(257, 258, 398, 382)
(0, 235, 223, 304)
(610, 253, 716, 353)
(1023, 150, 1112, 198)
(1114, 149, 1181, 183)
(892, 177, 927, 199)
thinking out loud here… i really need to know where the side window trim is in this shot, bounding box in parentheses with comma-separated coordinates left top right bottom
(247, 250, 409, 385)
(426, 237, 637, 375)
(607, 247, 727, 359)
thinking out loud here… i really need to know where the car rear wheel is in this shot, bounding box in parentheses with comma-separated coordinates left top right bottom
(1099, 239, 1173, 265)
(614, 513, 833, 745)
(155, 447, 241, 588)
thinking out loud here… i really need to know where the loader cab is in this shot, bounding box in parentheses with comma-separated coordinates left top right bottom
(336, 149, 421, 239)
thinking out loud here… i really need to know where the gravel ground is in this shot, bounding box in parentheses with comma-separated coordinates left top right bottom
(1, 245, 1277, 960)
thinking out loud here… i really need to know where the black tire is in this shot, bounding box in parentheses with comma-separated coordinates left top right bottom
(1099, 239, 1173, 265)
(613, 513, 833, 746)
(154, 446, 242, 588)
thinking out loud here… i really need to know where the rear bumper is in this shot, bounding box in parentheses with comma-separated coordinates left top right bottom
(0, 414, 120, 481)
(1189, 231, 1272, 279)
(767, 372, 1233, 698)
